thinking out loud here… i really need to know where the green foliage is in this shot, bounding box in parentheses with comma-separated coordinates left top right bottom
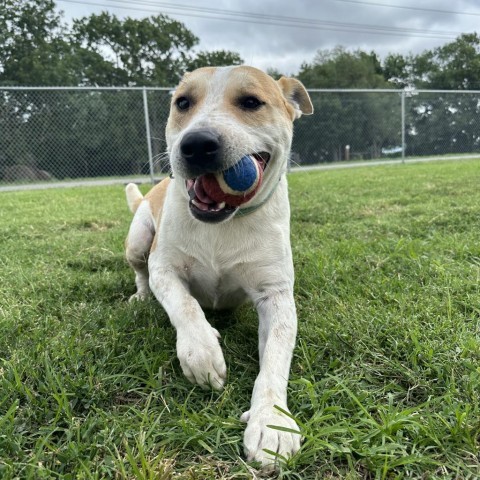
(72, 12, 198, 86)
(293, 91, 401, 163)
(405, 92, 480, 157)
(0, 0, 76, 85)
(0, 159, 479, 478)
(266, 67, 285, 80)
(385, 33, 480, 90)
(430, 33, 480, 89)
(384, 35, 480, 158)
(383, 53, 412, 89)
(1, 1, 479, 91)
(0, 89, 160, 179)
(0, 1, 243, 87)
(297, 46, 389, 89)
(294, 47, 398, 163)
(186, 50, 243, 72)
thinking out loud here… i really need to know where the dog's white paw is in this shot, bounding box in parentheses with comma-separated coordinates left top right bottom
(176, 326, 226, 390)
(128, 291, 149, 302)
(241, 405, 301, 472)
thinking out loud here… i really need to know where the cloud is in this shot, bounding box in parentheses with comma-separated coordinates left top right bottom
(57, 0, 480, 74)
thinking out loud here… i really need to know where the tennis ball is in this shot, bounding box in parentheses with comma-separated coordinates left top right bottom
(218, 155, 261, 195)
(202, 155, 263, 207)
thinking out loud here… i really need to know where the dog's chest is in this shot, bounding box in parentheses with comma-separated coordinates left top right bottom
(161, 198, 286, 309)
(185, 259, 249, 309)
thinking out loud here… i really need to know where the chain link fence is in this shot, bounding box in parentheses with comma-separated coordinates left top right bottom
(1, 87, 479, 187)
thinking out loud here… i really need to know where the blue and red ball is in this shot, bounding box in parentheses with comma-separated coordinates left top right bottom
(202, 155, 263, 206)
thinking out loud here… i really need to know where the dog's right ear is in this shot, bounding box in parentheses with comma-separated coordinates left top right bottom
(277, 77, 314, 119)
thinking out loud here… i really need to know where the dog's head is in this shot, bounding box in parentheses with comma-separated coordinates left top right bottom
(166, 66, 313, 223)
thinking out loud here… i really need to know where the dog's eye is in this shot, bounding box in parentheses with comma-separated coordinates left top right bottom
(239, 96, 264, 110)
(176, 97, 191, 111)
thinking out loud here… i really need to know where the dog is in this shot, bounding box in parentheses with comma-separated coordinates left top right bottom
(124, 65, 313, 470)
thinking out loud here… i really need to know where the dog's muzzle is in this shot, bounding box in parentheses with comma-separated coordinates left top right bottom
(179, 128, 223, 177)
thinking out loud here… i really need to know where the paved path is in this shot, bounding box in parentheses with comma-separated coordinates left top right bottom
(0, 176, 155, 192)
(1, 155, 478, 193)
(288, 154, 479, 172)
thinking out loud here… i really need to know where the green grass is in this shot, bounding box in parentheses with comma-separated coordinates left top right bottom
(1, 159, 479, 479)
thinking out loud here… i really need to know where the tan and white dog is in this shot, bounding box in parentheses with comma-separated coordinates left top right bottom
(125, 66, 312, 469)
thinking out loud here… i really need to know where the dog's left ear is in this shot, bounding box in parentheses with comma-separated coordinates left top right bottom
(277, 77, 314, 119)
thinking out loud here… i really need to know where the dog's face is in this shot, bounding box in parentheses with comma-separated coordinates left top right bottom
(166, 66, 313, 223)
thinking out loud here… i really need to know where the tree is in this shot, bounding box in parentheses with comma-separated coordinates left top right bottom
(383, 53, 412, 89)
(1, 0, 73, 85)
(73, 13, 244, 86)
(186, 50, 243, 72)
(384, 34, 480, 90)
(265, 68, 285, 81)
(293, 47, 399, 163)
(1, 2, 244, 87)
(384, 35, 480, 157)
(297, 46, 387, 89)
(72, 12, 199, 86)
(0, 1, 126, 86)
(416, 33, 480, 90)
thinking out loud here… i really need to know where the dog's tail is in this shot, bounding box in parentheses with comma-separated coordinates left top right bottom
(125, 183, 144, 214)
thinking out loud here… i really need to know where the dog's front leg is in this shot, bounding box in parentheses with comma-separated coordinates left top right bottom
(242, 290, 301, 470)
(149, 265, 227, 390)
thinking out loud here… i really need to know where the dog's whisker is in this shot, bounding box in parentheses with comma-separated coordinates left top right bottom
(150, 136, 167, 143)
(150, 150, 171, 173)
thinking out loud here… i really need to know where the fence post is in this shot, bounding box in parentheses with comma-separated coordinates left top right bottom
(401, 90, 406, 164)
(142, 87, 155, 183)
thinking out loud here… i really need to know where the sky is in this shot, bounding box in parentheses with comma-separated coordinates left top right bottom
(56, 0, 480, 75)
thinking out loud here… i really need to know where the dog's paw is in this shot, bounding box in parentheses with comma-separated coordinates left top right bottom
(176, 326, 226, 390)
(241, 405, 301, 472)
(128, 291, 149, 302)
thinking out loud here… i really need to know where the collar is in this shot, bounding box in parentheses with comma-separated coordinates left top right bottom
(235, 177, 281, 217)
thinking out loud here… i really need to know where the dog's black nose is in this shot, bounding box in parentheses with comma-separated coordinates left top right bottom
(180, 129, 222, 173)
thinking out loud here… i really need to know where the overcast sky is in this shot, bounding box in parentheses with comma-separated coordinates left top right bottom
(56, 0, 480, 75)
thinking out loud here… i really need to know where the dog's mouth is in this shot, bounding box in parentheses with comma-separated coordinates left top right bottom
(186, 152, 270, 223)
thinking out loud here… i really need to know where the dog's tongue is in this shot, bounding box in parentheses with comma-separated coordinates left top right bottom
(188, 175, 225, 212)
(194, 176, 215, 205)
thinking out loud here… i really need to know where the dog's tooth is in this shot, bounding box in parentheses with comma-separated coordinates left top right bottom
(218, 202, 226, 209)
(192, 199, 209, 211)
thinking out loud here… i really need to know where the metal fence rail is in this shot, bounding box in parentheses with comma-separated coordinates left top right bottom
(1, 86, 479, 186)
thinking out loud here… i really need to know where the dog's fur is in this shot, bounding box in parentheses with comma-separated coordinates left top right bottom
(125, 66, 313, 469)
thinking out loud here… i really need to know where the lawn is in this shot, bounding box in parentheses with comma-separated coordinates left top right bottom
(0, 159, 479, 479)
